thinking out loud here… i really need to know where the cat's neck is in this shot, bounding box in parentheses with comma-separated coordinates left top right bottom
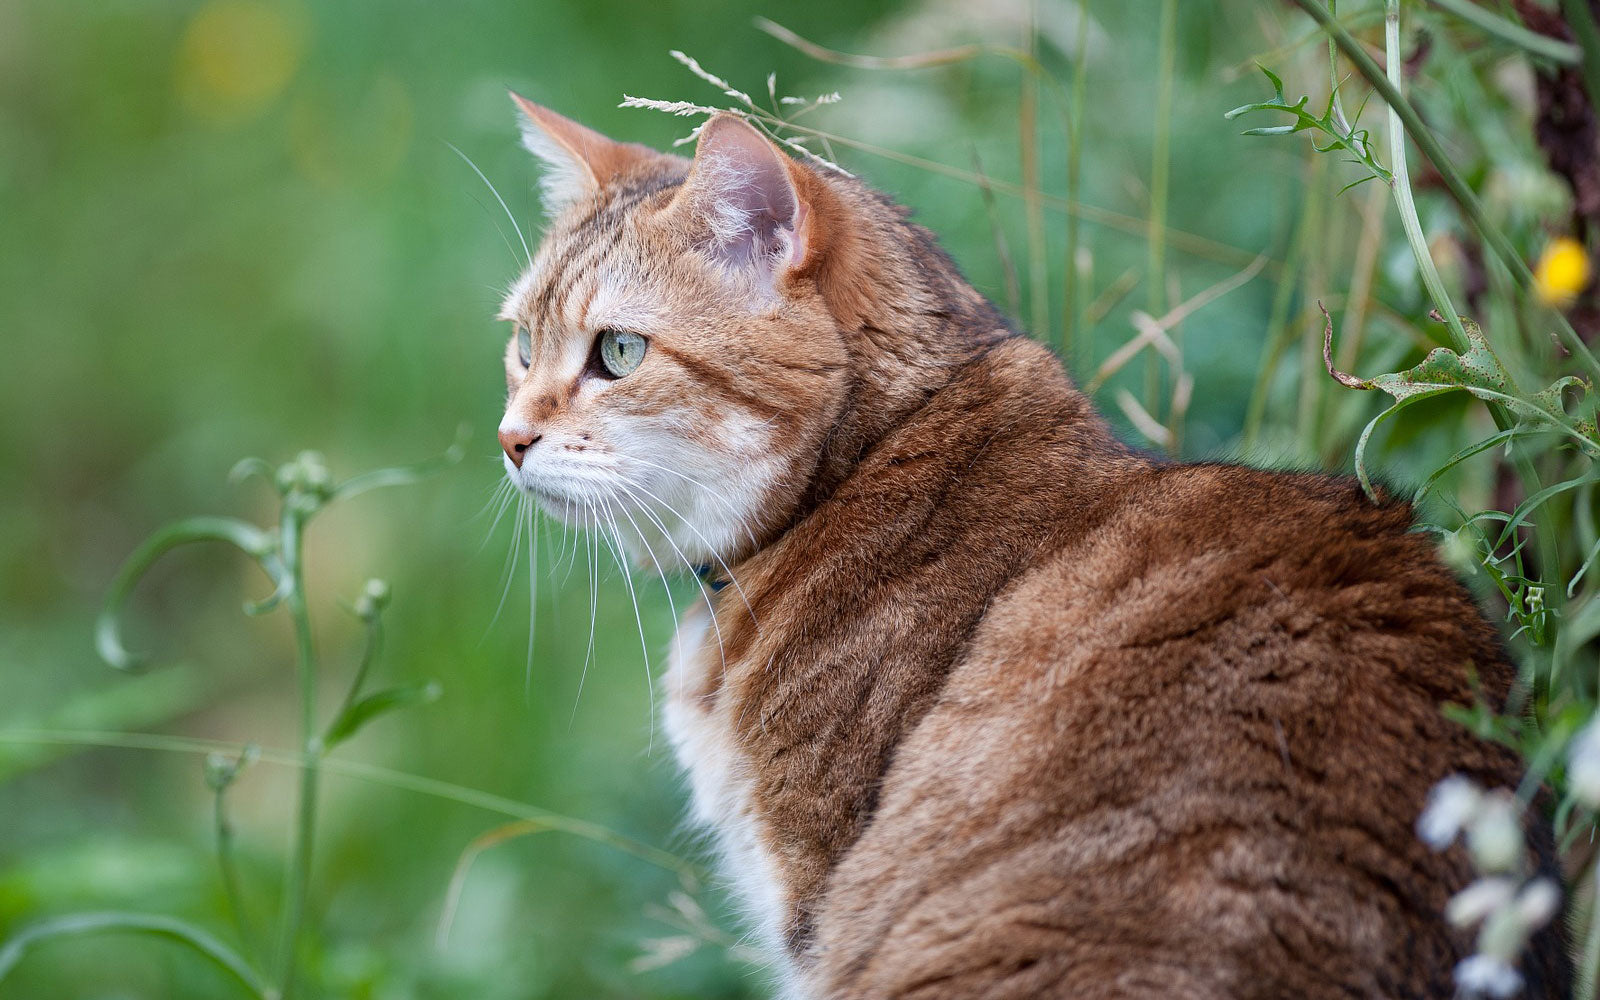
(768, 186, 1139, 554)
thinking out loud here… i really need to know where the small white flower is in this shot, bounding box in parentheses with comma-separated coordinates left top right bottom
(1514, 878, 1561, 929)
(1569, 719, 1600, 807)
(1419, 775, 1483, 849)
(1445, 877, 1517, 929)
(1455, 954, 1524, 998)
(1467, 792, 1525, 874)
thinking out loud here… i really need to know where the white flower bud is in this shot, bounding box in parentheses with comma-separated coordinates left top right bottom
(1466, 792, 1524, 874)
(1419, 775, 1482, 849)
(1514, 878, 1560, 930)
(1446, 877, 1516, 929)
(1455, 954, 1523, 998)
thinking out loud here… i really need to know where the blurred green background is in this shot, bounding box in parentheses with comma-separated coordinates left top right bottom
(0, 0, 1575, 996)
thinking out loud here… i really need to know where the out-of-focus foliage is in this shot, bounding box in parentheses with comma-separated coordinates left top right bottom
(4, 0, 1600, 997)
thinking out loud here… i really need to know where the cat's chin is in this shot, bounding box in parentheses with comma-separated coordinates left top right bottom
(507, 477, 598, 525)
(514, 479, 577, 511)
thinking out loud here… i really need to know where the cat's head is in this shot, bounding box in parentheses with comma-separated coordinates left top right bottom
(495, 97, 875, 566)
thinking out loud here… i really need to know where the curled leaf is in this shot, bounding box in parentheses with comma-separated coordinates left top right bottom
(1321, 302, 1369, 389)
(96, 517, 280, 672)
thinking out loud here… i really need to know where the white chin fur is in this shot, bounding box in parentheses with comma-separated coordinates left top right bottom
(504, 457, 774, 568)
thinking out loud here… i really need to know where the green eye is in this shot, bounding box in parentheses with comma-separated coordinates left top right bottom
(597, 329, 647, 378)
(515, 327, 532, 368)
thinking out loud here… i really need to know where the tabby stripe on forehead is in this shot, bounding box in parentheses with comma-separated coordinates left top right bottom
(534, 179, 684, 333)
(528, 193, 615, 329)
(548, 187, 663, 326)
(538, 223, 626, 332)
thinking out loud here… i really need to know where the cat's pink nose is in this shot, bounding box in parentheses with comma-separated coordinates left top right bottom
(498, 427, 541, 469)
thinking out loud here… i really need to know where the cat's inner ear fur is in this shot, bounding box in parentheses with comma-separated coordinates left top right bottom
(677, 114, 812, 291)
(510, 93, 660, 214)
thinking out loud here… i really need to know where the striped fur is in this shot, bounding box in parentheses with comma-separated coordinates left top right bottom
(494, 102, 1570, 999)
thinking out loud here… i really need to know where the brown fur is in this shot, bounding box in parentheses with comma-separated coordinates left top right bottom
(496, 103, 1570, 998)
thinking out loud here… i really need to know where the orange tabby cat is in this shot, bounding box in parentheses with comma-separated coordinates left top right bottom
(493, 96, 1570, 998)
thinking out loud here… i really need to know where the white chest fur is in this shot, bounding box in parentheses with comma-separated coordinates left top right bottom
(662, 601, 803, 996)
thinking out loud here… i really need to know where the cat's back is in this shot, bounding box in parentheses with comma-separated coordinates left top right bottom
(811, 462, 1558, 998)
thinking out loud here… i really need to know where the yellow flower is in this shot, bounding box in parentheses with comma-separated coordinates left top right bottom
(176, 1, 306, 122)
(1534, 236, 1591, 308)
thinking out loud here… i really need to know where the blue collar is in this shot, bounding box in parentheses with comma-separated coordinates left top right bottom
(693, 564, 729, 592)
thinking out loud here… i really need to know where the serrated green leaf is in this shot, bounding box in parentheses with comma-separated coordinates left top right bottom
(1338, 317, 1600, 493)
(1362, 317, 1512, 402)
(1529, 374, 1600, 449)
(1225, 63, 1391, 188)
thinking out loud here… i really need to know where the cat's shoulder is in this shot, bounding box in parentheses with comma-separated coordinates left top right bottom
(1002, 457, 1466, 643)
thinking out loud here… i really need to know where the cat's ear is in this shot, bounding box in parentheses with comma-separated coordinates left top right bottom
(510, 93, 658, 214)
(675, 113, 815, 289)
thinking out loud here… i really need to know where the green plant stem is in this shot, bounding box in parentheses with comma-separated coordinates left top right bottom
(1147, 0, 1177, 412)
(1428, 0, 1580, 64)
(96, 518, 277, 672)
(1297, 191, 1331, 460)
(1381, 4, 1475, 358)
(327, 614, 382, 741)
(1065, 0, 1090, 364)
(1244, 150, 1322, 450)
(1020, 0, 1048, 342)
(272, 501, 320, 1000)
(0, 728, 701, 880)
(214, 784, 257, 960)
(1289, 0, 1600, 385)
(1373, 0, 1563, 595)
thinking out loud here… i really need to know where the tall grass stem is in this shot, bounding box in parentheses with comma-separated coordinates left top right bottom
(1147, 0, 1177, 412)
(1020, 0, 1049, 341)
(1065, 0, 1090, 364)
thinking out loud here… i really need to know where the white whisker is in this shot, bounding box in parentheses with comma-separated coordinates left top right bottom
(477, 478, 518, 552)
(485, 491, 528, 638)
(524, 498, 540, 698)
(614, 471, 759, 634)
(614, 479, 730, 677)
(556, 496, 576, 583)
(595, 493, 656, 751)
(570, 500, 601, 728)
(610, 494, 683, 665)
(446, 140, 532, 265)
